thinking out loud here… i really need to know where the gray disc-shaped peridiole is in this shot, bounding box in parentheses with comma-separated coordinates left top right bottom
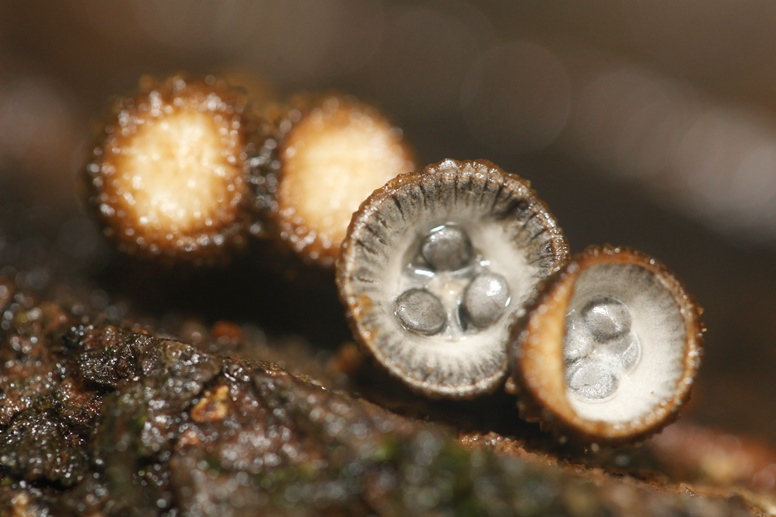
(337, 159, 569, 398)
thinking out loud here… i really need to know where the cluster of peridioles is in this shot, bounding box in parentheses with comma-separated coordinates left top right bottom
(83, 73, 703, 446)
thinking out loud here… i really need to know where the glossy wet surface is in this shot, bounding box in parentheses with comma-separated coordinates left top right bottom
(394, 224, 510, 337)
(564, 297, 641, 400)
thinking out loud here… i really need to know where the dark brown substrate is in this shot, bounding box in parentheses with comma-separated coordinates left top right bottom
(0, 276, 769, 516)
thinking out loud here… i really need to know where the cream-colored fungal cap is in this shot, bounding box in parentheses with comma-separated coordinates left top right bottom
(509, 246, 703, 444)
(272, 95, 416, 266)
(337, 159, 569, 399)
(84, 74, 253, 264)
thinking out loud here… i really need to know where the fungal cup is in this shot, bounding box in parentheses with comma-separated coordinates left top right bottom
(337, 159, 569, 398)
(251, 93, 417, 267)
(83, 74, 259, 265)
(509, 246, 703, 444)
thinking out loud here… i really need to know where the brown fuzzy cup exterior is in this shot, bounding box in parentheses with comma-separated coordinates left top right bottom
(83, 74, 259, 265)
(251, 93, 417, 267)
(337, 159, 569, 399)
(508, 245, 704, 445)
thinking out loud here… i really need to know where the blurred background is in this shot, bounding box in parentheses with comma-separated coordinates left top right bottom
(1, 1, 775, 445)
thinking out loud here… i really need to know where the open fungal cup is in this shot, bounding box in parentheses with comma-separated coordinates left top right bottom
(83, 74, 257, 265)
(251, 94, 416, 267)
(509, 246, 703, 444)
(337, 159, 569, 398)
